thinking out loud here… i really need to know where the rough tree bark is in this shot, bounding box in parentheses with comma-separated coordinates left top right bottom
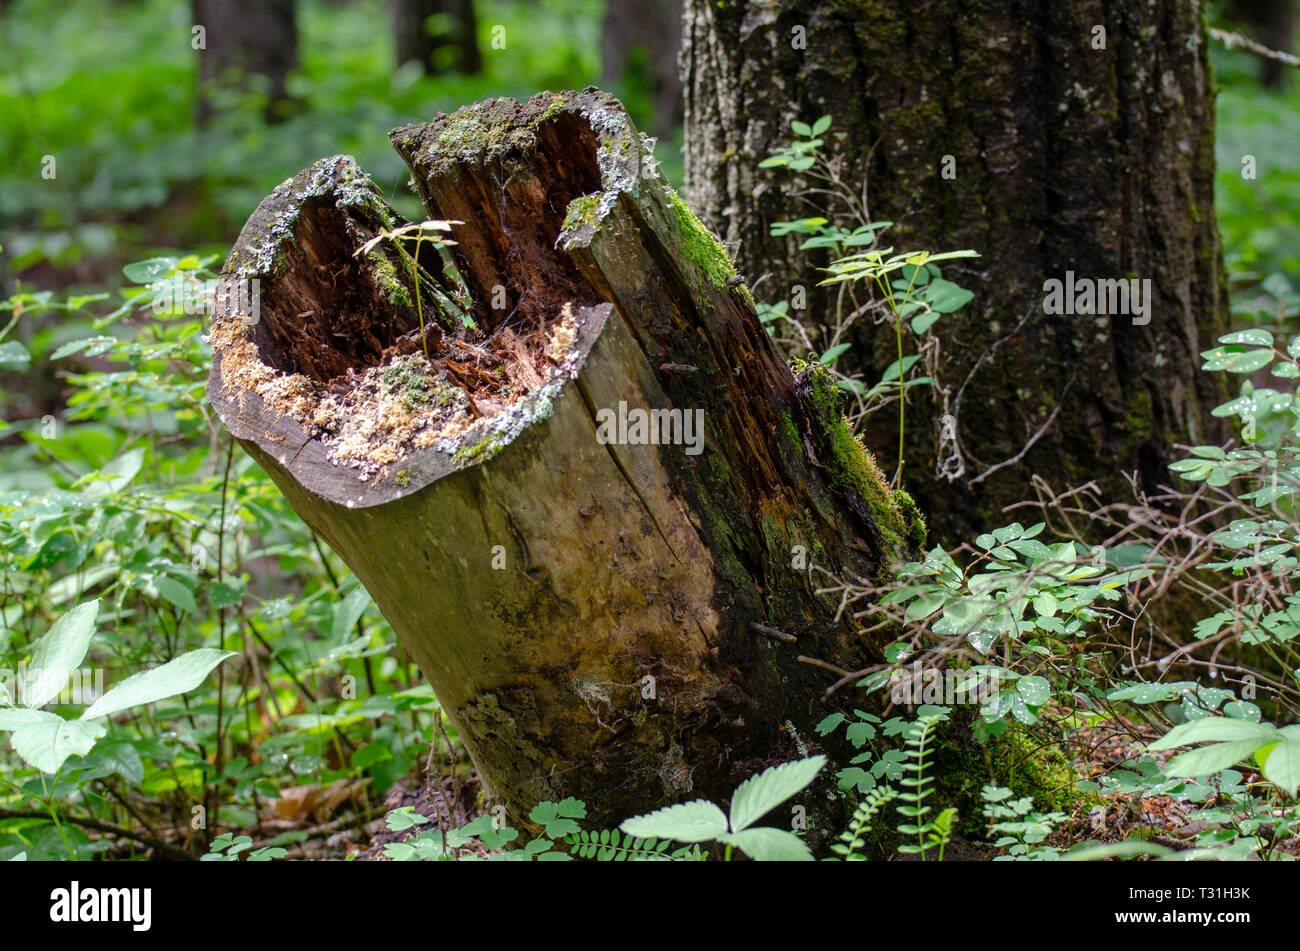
(193, 0, 299, 124)
(206, 90, 925, 827)
(682, 0, 1231, 544)
(391, 0, 482, 76)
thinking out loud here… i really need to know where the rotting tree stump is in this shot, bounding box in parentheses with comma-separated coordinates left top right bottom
(207, 88, 926, 828)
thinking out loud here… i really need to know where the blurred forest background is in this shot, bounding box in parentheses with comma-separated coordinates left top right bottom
(1, 0, 1296, 419)
(0, 0, 684, 373)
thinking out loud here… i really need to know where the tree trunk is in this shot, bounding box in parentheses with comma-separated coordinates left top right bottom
(206, 90, 925, 828)
(390, 0, 482, 76)
(682, 0, 1231, 544)
(193, 0, 299, 124)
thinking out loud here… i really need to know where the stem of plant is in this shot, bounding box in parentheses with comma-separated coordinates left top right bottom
(875, 265, 921, 486)
(412, 238, 430, 360)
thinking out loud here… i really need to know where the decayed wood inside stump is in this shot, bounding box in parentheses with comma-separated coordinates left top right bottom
(207, 89, 927, 829)
(209, 152, 608, 495)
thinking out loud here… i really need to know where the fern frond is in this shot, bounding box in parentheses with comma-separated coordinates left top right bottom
(565, 828, 681, 861)
(832, 785, 900, 860)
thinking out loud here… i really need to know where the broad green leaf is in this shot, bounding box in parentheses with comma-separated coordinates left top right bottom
(330, 587, 371, 639)
(92, 740, 145, 785)
(922, 250, 980, 263)
(1258, 738, 1300, 796)
(1016, 675, 1051, 706)
(1164, 739, 1266, 778)
(1218, 328, 1273, 347)
(1063, 840, 1172, 861)
(911, 310, 942, 335)
(154, 577, 197, 614)
(0, 341, 31, 369)
(719, 827, 813, 861)
(620, 800, 728, 843)
(729, 755, 826, 832)
(878, 354, 921, 384)
(924, 278, 974, 314)
(79, 449, 144, 496)
(818, 343, 852, 366)
(815, 713, 846, 735)
(122, 257, 177, 284)
(1223, 350, 1273, 373)
(25, 600, 99, 708)
(385, 807, 429, 831)
(811, 115, 832, 136)
(1108, 681, 1193, 704)
(82, 648, 236, 720)
(10, 715, 105, 774)
(1032, 591, 1059, 617)
(208, 581, 246, 610)
(0, 707, 63, 730)
(1222, 700, 1261, 722)
(845, 720, 876, 747)
(1148, 716, 1277, 750)
(49, 336, 118, 360)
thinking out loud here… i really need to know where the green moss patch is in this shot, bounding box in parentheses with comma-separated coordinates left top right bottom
(795, 360, 927, 569)
(668, 191, 737, 290)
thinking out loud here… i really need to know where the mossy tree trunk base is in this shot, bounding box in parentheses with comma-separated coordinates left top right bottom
(207, 89, 923, 828)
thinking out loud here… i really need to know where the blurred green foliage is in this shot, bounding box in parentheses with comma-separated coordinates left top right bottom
(1212, 35, 1300, 281)
(0, 0, 681, 279)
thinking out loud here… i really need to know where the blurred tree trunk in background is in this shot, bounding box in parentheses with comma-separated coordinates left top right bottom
(601, 0, 682, 135)
(193, 0, 299, 124)
(682, 0, 1231, 545)
(391, 0, 481, 75)
(1230, 0, 1294, 87)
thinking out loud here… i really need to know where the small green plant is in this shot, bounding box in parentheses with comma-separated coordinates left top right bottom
(202, 833, 287, 862)
(619, 755, 826, 861)
(892, 705, 956, 859)
(830, 786, 899, 861)
(565, 828, 695, 861)
(819, 248, 978, 483)
(760, 117, 978, 482)
(354, 219, 469, 358)
(0, 599, 234, 776)
(823, 706, 958, 860)
(981, 785, 1066, 860)
(815, 708, 908, 794)
(380, 798, 702, 862)
(0, 599, 234, 859)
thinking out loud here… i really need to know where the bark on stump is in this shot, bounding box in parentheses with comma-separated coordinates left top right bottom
(207, 89, 924, 827)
